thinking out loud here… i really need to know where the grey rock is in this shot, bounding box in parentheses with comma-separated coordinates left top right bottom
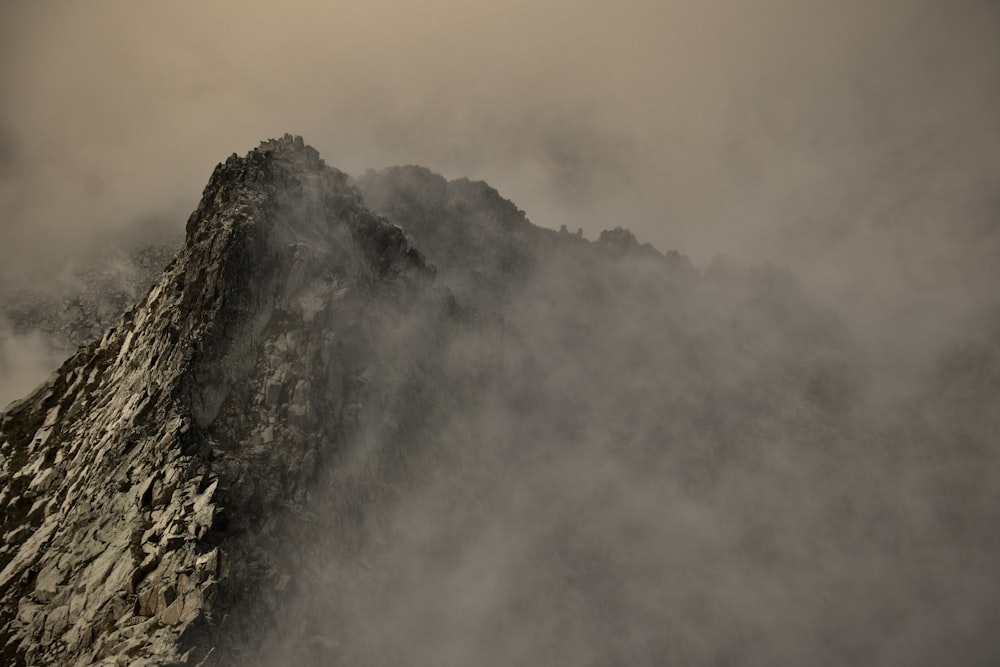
(0, 135, 432, 665)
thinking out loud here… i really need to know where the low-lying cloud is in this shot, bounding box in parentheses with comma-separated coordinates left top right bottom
(0, 323, 68, 410)
(1, 4, 998, 663)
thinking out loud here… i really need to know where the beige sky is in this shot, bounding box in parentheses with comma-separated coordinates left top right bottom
(0, 0, 997, 291)
(2, 4, 999, 658)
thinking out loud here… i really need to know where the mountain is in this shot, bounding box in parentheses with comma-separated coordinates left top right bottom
(0, 135, 435, 665)
(2, 135, 999, 666)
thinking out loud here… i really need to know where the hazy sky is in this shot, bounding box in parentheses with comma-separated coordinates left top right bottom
(1, 0, 997, 268)
(1, 5, 999, 660)
(0, 1, 998, 404)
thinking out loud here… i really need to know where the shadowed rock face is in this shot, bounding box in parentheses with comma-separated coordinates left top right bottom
(354, 166, 692, 307)
(0, 135, 432, 665)
(3, 136, 999, 666)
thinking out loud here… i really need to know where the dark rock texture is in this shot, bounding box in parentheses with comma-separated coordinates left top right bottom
(0, 135, 433, 665)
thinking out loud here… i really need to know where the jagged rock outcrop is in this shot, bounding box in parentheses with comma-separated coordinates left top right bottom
(0, 135, 433, 665)
(355, 166, 693, 305)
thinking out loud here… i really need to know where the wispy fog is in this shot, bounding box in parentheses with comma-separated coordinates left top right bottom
(0, 323, 67, 409)
(2, 0, 997, 387)
(234, 186, 1000, 664)
(1, 2, 998, 664)
(2, 1, 998, 261)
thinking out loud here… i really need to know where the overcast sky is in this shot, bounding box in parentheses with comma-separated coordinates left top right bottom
(0, 1, 998, 404)
(3, 5, 999, 661)
(1, 0, 997, 266)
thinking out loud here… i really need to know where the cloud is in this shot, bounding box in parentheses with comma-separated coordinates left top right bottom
(0, 323, 68, 410)
(1, 0, 996, 438)
(1, 1, 997, 266)
(1, 6, 998, 658)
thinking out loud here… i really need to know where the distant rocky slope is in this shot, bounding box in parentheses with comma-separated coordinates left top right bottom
(0, 233, 179, 409)
(0, 240, 178, 350)
(355, 165, 691, 304)
(2, 136, 998, 666)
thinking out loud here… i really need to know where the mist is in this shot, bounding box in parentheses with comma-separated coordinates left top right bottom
(2, 1, 998, 257)
(1, 1, 999, 664)
(3, 1, 998, 389)
(230, 171, 999, 664)
(0, 323, 68, 409)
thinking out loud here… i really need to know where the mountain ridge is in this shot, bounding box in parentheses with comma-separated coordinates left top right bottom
(0, 135, 866, 665)
(4, 135, 998, 666)
(0, 134, 441, 665)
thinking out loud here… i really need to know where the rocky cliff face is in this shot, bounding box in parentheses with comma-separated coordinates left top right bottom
(0, 135, 433, 665)
(3, 136, 999, 666)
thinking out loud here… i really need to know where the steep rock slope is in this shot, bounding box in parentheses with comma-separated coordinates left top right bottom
(0, 135, 432, 665)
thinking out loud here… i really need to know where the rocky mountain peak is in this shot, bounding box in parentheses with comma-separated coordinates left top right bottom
(5, 136, 981, 667)
(257, 133, 321, 163)
(0, 136, 435, 665)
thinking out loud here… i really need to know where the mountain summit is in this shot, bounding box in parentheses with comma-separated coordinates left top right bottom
(3, 136, 998, 666)
(0, 135, 436, 664)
